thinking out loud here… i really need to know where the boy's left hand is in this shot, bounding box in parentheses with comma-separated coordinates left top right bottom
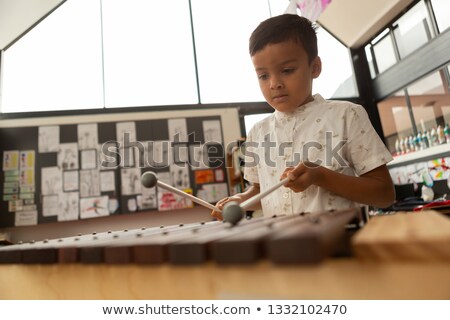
(281, 161, 323, 192)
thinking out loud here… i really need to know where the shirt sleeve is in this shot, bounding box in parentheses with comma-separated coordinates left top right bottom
(243, 126, 260, 184)
(344, 105, 393, 176)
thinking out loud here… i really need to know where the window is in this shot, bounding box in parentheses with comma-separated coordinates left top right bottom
(315, 26, 357, 98)
(431, 0, 450, 33)
(1, 0, 103, 112)
(102, 0, 198, 108)
(191, 0, 269, 103)
(377, 66, 450, 155)
(392, 1, 433, 59)
(1, 0, 358, 114)
(372, 31, 397, 74)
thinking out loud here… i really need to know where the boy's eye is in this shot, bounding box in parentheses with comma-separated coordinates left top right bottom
(258, 74, 269, 80)
(282, 68, 294, 74)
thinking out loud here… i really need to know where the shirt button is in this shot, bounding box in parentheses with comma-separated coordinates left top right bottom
(283, 192, 289, 199)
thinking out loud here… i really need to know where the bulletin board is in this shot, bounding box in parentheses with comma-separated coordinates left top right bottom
(0, 108, 241, 228)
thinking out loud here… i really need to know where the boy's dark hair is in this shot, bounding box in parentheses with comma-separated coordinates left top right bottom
(249, 14, 318, 63)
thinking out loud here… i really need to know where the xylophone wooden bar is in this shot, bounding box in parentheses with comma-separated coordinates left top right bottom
(267, 209, 357, 264)
(0, 208, 359, 265)
(209, 215, 302, 264)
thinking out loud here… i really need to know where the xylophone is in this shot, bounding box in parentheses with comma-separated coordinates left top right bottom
(0, 208, 358, 265)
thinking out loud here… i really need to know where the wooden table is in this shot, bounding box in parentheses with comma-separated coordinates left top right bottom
(1, 258, 449, 299)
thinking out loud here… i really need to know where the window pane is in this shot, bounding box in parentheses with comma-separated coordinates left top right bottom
(315, 26, 357, 98)
(377, 66, 450, 155)
(244, 113, 272, 134)
(393, 1, 433, 59)
(373, 34, 397, 74)
(191, 0, 269, 103)
(365, 44, 376, 79)
(431, 0, 450, 33)
(1, 0, 103, 112)
(377, 93, 413, 155)
(102, 0, 198, 108)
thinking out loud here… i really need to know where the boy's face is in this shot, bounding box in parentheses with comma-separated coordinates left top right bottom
(252, 41, 321, 113)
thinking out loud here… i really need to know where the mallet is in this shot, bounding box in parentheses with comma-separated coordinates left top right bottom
(141, 171, 221, 212)
(223, 176, 291, 225)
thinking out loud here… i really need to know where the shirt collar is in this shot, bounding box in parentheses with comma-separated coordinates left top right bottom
(273, 94, 324, 121)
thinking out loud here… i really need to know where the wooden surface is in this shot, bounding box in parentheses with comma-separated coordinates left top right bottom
(1, 210, 450, 299)
(0, 259, 449, 299)
(352, 211, 450, 261)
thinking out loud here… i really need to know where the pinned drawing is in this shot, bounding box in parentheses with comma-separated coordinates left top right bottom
(79, 169, 101, 197)
(168, 118, 188, 142)
(58, 143, 79, 170)
(58, 191, 79, 221)
(38, 126, 59, 153)
(78, 123, 98, 150)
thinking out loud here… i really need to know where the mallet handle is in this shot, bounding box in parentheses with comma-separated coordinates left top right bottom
(241, 177, 291, 210)
(156, 180, 222, 212)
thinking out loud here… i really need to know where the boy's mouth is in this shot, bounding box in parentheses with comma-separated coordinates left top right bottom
(272, 94, 288, 102)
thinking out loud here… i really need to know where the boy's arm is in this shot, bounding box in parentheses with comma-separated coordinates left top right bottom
(283, 163, 395, 209)
(211, 183, 261, 220)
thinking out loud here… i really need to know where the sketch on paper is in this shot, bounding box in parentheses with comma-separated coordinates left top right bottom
(80, 196, 109, 219)
(168, 118, 188, 142)
(196, 183, 228, 203)
(116, 122, 136, 148)
(63, 170, 79, 191)
(157, 189, 193, 211)
(119, 147, 137, 168)
(58, 143, 79, 170)
(98, 142, 118, 170)
(100, 171, 116, 192)
(189, 145, 209, 170)
(78, 123, 98, 150)
(148, 141, 171, 168)
(121, 167, 142, 195)
(202, 120, 223, 143)
(58, 192, 79, 221)
(42, 194, 59, 217)
(20, 169, 35, 187)
(38, 126, 59, 153)
(173, 143, 189, 163)
(170, 165, 190, 189)
(137, 185, 157, 210)
(3, 150, 19, 171)
(20, 150, 35, 170)
(41, 167, 62, 195)
(81, 149, 97, 170)
(15, 210, 38, 226)
(79, 169, 101, 197)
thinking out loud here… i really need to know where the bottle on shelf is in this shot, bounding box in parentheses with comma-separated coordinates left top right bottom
(430, 127, 438, 147)
(444, 123, 450, 144)
(437, 125, 445, 145)
(394, 138, 401, 156)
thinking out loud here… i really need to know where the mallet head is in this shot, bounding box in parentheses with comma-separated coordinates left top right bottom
(141, 171, 158, 188)
(223, 201, 244, 226)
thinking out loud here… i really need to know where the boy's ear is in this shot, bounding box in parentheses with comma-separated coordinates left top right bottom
(311, 56, 322, 78)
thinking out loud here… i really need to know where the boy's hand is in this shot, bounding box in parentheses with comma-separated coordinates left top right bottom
(281, 161, 322, 192)
(211, 195, 243, 221)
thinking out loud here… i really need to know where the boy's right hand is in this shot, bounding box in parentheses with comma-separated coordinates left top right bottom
(211, 195, 243, 221)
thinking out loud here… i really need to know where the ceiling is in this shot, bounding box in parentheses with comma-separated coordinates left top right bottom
(318, 0, 415, 48)
(0, 0, 65, 50)
(0, 0, 415, 51)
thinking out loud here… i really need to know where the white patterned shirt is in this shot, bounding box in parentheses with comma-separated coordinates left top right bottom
(244, 94, 393, 217)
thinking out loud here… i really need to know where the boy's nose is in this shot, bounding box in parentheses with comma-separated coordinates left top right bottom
(270, 77, 283, 89)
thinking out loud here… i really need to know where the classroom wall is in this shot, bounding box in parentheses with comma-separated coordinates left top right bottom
(0, 107, 241, 242)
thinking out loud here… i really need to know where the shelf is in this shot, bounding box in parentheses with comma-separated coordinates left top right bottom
(388, 144, 450, 168)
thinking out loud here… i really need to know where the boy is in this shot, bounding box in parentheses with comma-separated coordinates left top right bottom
(211, 14, 394, 220)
